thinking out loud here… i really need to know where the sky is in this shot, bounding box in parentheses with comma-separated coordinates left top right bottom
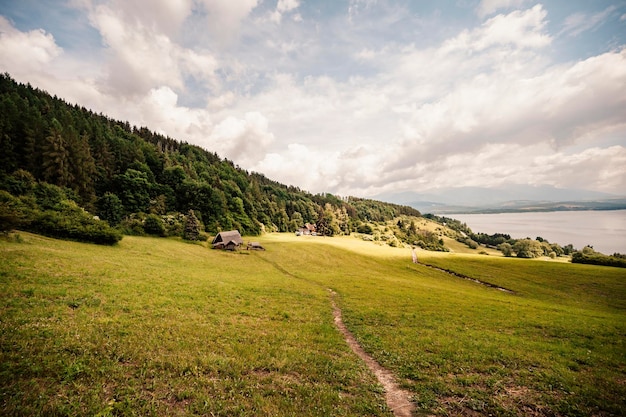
(1, 0, 625, 198)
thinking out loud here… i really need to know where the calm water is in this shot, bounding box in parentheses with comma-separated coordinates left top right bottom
(447, 210, 626, 255)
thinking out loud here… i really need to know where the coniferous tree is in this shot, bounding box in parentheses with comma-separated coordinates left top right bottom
(41, 119, 72, 187)
(66, 131, 97, 206)
(183, 209, 200, 241)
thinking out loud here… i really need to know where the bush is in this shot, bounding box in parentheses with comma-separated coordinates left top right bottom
(498, 242, 513, 257)
(0, 190, 32, 233)
(144, 214, 166, 236)
(30, 201, 122, 245)
(162, 213, 185, 236)
(357, 223, 373, 234)
(119, 215, 146, 235)
(513, 239, 544, 258)
(0, 170, 36, 196)
(34, 182, 73, 210)
(465, 238, 479, 250)
(572, 251, 626, 268)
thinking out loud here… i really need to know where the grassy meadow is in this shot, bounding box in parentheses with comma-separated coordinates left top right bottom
(1, 232, 625, 416)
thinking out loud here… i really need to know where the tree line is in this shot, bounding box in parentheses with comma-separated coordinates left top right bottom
(424, 214, 625, 267)
(0, 73, 420, 243)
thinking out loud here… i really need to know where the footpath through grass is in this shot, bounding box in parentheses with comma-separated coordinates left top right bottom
(1, 232, 625, 416)
(258, 234, 626, 416)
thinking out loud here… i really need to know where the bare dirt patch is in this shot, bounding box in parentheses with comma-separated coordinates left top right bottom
(329, 289, 415, 417)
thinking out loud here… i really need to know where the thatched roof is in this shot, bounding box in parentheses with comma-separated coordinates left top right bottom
(212, 230, 243, 246)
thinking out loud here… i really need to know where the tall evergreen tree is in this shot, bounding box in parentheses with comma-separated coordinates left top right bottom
(41, 118, 72, 187)
(68, 131, 96, 206)
(183, 209, 201, 241)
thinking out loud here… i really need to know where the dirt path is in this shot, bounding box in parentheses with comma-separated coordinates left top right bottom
(328, 290, 415, 417)
(257, 255, 415, 415)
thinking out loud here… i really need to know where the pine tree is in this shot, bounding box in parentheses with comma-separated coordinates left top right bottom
(183, 209, 200, 241)
(41, 119, 72, 187)
(68, 131, 96, 206)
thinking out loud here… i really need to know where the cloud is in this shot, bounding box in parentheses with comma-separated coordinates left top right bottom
(436, 5, 552, 56)
(1, 2, 624, 197)
(266, 0, 301, 24)
(89, 0, 193, 36)
(85, 3, 220, 97)
(198, 0, 259, 40)
(209, 112, 275, 167)
(0, 16, 62, 75)
(476, 0, 529, 18)
(534, 146, 626, 193)
(201, 5, 625, 196)
(559, 5, 618, 38)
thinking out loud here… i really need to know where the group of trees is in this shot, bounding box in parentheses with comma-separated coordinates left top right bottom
(394, 218, 447, 251)
(0, 74, 420, 243)
(571, 247, 626, 268)
(424, 214, 579, 259)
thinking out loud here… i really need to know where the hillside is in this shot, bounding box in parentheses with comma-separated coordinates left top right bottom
(0, 73, 419, 238)
(1, 232, 625, 416)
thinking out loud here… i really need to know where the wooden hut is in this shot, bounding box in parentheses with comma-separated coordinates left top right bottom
(212, 230, 243, 250)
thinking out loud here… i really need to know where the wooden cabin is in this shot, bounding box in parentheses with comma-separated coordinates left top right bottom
(212, 230, 243, 250)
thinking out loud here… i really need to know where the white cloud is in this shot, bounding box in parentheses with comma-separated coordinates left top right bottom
(202, 5, 625, 195)
(445, 5, 551, 52)
(209, 112, 275, 167)
(277, 0, 300, 14)
(198, 0, 259, 40)
(1, 1, 625, 197)
(0, 16, 62, 75)
(90, 5, 182, 94)
(476, 0, 529, 18)
(85, 3, 220, 98)
(267, 0, 301, 24)
(534, 146, 626, 193)
(559, 5, 618, 38)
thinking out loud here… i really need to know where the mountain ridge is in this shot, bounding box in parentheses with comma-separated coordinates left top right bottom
(375, 185, 625, 214)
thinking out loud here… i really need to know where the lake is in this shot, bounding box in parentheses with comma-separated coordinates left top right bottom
(447, 210, 626, 255)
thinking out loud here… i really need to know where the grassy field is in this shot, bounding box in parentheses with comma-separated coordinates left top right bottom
(1, 232, 625, 416)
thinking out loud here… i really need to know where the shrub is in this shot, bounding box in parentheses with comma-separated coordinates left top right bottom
(572, 251, 626, 268)
(34, 182, 73, 210)
(465, 239, 479, 250)
(498, 242, 513, 257)
(119, 215, 146, 236)
(0, 170, 36, 196)
(162, 213, 185, 236)
(513, 239, 544, 258)
(0, 190, 32, 233)
(144, 214, 166, 236)
(30, 201, 122, 245)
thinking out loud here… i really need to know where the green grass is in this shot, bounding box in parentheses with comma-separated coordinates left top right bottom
(1, 232, 625, 416)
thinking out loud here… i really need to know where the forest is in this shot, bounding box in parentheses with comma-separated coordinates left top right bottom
(0, 73, 420, 244)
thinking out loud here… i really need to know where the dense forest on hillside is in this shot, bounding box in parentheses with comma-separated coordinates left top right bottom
(0, 73, 420, 242)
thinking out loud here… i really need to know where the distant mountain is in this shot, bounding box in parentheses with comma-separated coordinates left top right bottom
(375, 185, 625, 214)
